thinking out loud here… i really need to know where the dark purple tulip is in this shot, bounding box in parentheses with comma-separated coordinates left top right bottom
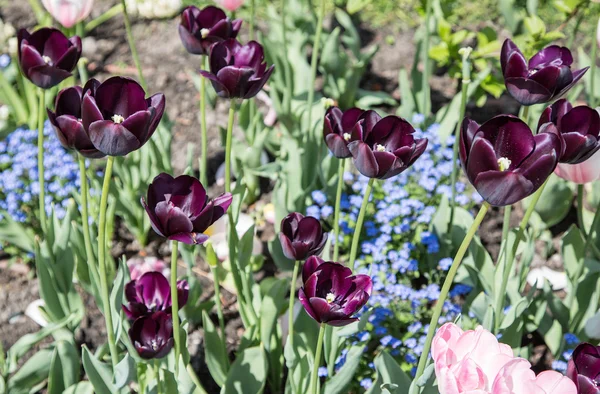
(279, 213, 327, 261)
(142, 173, 232, 245)
(47, 85, 105, 159)
(199, 39, 274, 99)
(460, 115, 561, 206)
(347, 111, 428, 179)
(178, 6, 242, 56)
(122, 271, 189, 320)
(500, 39, 588, 106)
(538, 99, 600, 164)
(129, 311, 174, 359)
(298, 256, 372, 327)
(17, 28, 81, 89)
(81, 77, 165, 156)
(323, 107, 365, 158)
(567, 343, 600, 393)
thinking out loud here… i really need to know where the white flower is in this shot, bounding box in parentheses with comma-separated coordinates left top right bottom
(207, 213, 262, 261)
(125, 0, 181, 19)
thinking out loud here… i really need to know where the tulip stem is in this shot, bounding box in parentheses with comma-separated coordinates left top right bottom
(154, 360, 163, 394)
(210, 264, 226, 340)
(578, 184, 587, 237)
(306, 0, 326, 137)
(78, 154, 96, 269)
(85, 4, 123, 33)
(75, 23, 89, 83)
(287, 261, 300, 357)
(310, 323, 326, 394)
(170, 240, 182, 377)
(590, 36, 597, 108)
(520, 105, 530, 126)
(97, 156, 119, 368)
(199, 56, 209, 187)
(120, 0, 147, 91)
(249, 0, 255, 41)
(37, 88, 47, 233)
(421, 0, 432, 116)
(413, 202, 490, 386)
(333, 159, 345, 261)
(348, 178, 374, 268)
(225, 104, 235, 195)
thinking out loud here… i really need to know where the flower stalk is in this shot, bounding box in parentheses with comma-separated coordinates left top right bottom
(37, 88, 46, 232)
(348, 178, 374, 267)
(85, 4, 123, 33)
(306, 0, 326, 137)
(578, 184, 587, 236)
(333, 159, 345, 261)
(309, 323, 326, 394)
(120, 0, 147, 90)
(78, 154, 95, 268)
(287, 260, 300, 354)
(199, 56, 209, 186)
(170, 240, 182, 376)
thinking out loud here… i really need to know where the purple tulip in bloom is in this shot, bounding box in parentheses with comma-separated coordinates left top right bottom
(129, 311, 174, 359)
(279, 213, 327, 261)
(47, 84, 105, 159)
(567, 342, 600, 393)
(199, 39, 274, 99)
(122, 271, 189, 320)
(347, 111, 428, 179)
(323, 107, 365, 158)
(538, 99, 600, 164)
(298, 256, 372, 326)
(178, 6, 242, 56)
(460, 115, 561, 206)
(81, 76, 165, 156)
(17, 28, 82, 89)
(142, 173, 232, 245)
(501, 39, 588, 106)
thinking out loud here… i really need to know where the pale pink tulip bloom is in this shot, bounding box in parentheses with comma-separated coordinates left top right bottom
(42, 0, 94, 28)
(555, 149, 600, 184)
(491, 359, 576, 394)
(215, 0, 244, 12)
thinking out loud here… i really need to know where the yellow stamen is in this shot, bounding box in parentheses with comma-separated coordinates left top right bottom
(497, 157, 512, 171)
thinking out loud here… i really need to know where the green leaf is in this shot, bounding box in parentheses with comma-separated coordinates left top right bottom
(525, 175, 573, 227)
(238, 225, 256, 270)
(221, 346, 267, 394)
(561, 225, 585, 282)
(366, 350, 411, 394)
(8, 349, 53, 393)
(63, 382, 94, 394)
(323, 345, 364, 394)
(110, 258, 127, 342)
(0, 211, 35, 252)
(260, 279, 287, 351)
(82, 346, 117, 394)
(346, 0, 372, 14)
(202, 311, 229, 386)
(47, 341, 79, 394)
(114, 353, 136, 389)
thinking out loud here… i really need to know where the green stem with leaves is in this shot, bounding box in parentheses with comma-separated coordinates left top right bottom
(578, 184, 587, 236)
(306, 0, 326, 136)
(78, 155, 95, 268)
(210, 264, 226, 339)
(309, 324, 326, 394)
(287, 261, 300, 354)
(199, 56, 209, 186)
(590, 36, 597, 108)
(348, 178, 374, 268)
(85, 4, 123, 33)
(120, 0, 147, 90)
(333, 159, 345, 261)
(170, 240, 182, 377)
(413, 202, 490, 385)
(155, 360, 163, 394)
(37, 89, 47, 232)
(421, 0, 432, 115)
(0, 72, 28, 125)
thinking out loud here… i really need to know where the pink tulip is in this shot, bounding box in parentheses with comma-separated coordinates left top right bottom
(432, 323, 576, 394)
(555, 149, 600, 184)
(215, 0, 244, 12)
(42, 0, 94, 28)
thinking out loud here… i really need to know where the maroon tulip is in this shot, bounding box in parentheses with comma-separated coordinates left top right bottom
(17, 28, 81, 89)
(142, 173, 232, 245)
(122, 271, 189, 320)
(129, 311, 174, 359)
(538, 99, 600, 164)
(178, 5, 242, 56)
(199, 39, 274, 99)
(567, 343, 600, 393)
(347, 111, 428, 179)
(298, 256, 372, 326)
(81, 77, 165, 156)
(47, 84, 105, 159)
(460, 115, 561, 206)
(501, 39, 588, 106)
(279, 213, 327, 261)
(323, 107, 365, 158)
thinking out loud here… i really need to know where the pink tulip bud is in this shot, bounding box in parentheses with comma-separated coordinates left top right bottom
(215, 0, 244, 12)
(555, 149, 600, 184)
(42, 0, 94, 28)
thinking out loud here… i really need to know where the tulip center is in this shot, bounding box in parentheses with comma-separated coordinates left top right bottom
(497, 157, 511, 171)
(150, 339, 159, 351)
(111, 114, 125, 124)
(200, 28, 210, 39)
(343, 133, 351, 141)
(326, 293, 336, 304)
(375, 144, 386, 152)
(42, 55, 52, 64)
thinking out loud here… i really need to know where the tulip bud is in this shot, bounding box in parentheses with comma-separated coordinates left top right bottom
(279, 213, 327, 261)
(122, 271, 188, 320)
(129, 311, 174, 359)
(178, 6, 242, 56)
(567, 343, 600, 393)
(41, 0, 94, 28)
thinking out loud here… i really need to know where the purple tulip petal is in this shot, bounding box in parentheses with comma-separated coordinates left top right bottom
(529, 65, 561, 91)
(146, 93, 166, 139)
(460, 118, 480, 167)
(505, 77, 552, 106)
(154, 201, 194, 237)
(500, 39, 521, 73)
(243, 65, 274, 99)
(349, 141, 378, 178)
(121, 110, 152, 142)
(88, 120, 141, 156)
(26, 64, 72, 89)
(298, 288, 319, 322)
(529, 45, 573, 68)
(279, 233, 297, 260)
(95, 76, 148, 118)
(474, 170, 533, 206)
(142, 197, 167, 238)
(504, 51, 528, 78)
(199, 70, 230, 97)
(466, 136, 501, 181)
(326, 318, 358, 327)
(303, 256, 324, 283)
(324, 134, 352, 158)
(477, 115, 534, 166)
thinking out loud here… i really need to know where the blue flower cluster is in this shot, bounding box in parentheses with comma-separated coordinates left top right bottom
(0, 121, 80, 226)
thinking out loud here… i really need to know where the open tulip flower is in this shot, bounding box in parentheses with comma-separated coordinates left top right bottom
(41, 0, 94, 28)
(538, 99, 600, 164)
(123, 271, 189, 320)
(347, 111, 428, 179)
(179, 5, 242, 55)
(81, 76, 165, 156)
(323, 106, 366, 158)
(555, 150, 600, 184)
(460, 115, 561, 206)
(199, 39, 274, 99)
(142, 173, 232, 245)
(17, 28, 82, 89)
(501, 39, 588, 106)
(47, 84, 105, 159)
(129, 311, 174, 359)
(567, 342, 600, 393)
(298, 256, 372, 326)
(433, 323, 576, 394)
(279, 213, 327, 261)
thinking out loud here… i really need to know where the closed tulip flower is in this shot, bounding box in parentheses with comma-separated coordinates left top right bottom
(129, 311, 174, 359)
(47, 84, 105, 159)
(179, 6, 242, 55)
(122, 271, 188, 320)
(142, 173, 232, 245)
(17, 28, 81, 89)
(298, 256, 372, 326)
(459, 115, 561, 206)
(555, 150, 600, 184)
(501, 39, 588, 106)
(42, 0, 94, 28)
(200, 39, 274, 99)
(279, 213, 327, 261)
(323, 107, 365, 158)
(81, 77, 165, 156)
(567, 343, 600, 393)
(538, 99, 600, 164)
(347, 111, 428, 179)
